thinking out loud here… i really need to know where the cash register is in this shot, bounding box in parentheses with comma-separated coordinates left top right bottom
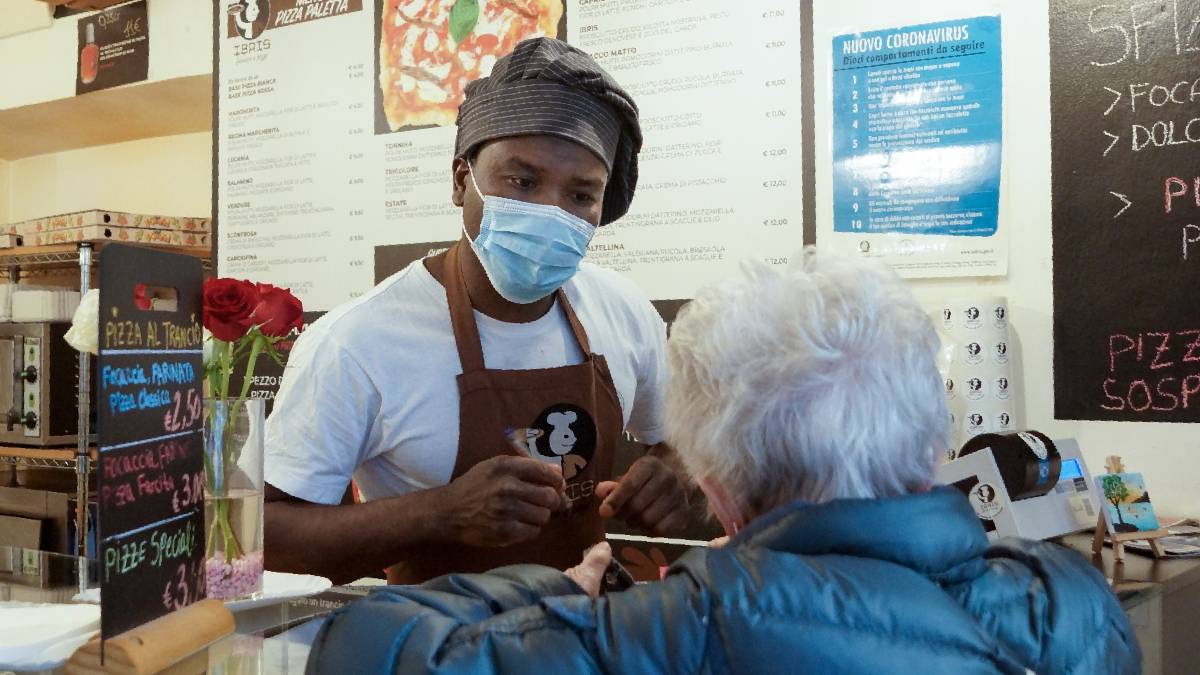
(936, 431, 1099, 540)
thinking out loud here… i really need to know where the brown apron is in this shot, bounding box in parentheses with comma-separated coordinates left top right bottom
(387, 245, 623, 583)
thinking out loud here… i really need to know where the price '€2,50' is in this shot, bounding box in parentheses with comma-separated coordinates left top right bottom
(163, 388, 202, 433)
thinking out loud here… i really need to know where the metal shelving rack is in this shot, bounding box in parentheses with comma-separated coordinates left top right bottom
(0, 242, 210, 591)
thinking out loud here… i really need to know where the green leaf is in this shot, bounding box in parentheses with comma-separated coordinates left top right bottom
(448, 0, 479, 44)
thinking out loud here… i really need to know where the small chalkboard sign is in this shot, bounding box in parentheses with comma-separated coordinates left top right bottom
(1051, 0, 1200, 422)
(98, 245, 205, 640)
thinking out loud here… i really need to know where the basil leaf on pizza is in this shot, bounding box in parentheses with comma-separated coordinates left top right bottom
(449, 0, 480, 43)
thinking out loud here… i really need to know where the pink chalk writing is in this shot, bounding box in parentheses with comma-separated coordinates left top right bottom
(1165, 176, 1200, 214)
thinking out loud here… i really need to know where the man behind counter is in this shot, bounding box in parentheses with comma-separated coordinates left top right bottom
(261, 38, 689, 584)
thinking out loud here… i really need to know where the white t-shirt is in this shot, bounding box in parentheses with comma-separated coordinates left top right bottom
(264, 259, 668, 505)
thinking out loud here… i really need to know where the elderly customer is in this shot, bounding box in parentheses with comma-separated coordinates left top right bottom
(306, 249, 1139, 674)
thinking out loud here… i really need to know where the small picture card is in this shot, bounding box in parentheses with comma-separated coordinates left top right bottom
(1095, 472, 1160, 535)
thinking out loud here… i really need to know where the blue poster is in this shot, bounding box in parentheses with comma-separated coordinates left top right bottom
(832, 16, 1002, 237)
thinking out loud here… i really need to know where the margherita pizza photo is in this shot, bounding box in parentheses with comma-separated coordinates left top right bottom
(378, 0, 566, 132)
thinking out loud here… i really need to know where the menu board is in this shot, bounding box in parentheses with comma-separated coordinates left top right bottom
(215, 0, 807, 312)
(97, 245, 205, 639)
(827, 16, 1006, 277)
(1051, 0, 1200, 422)
(76, 0, 149, 96)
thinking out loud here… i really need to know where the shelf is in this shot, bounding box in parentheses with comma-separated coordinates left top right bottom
(0, 74, 212, 160)
(0, 242, 211, 271)
(0, 446, 96, 470)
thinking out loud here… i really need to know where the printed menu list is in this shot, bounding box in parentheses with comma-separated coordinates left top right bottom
(217, 0, 807, 310)
(572, 1, 805, 298)
(218, 0, 368, 310)
(98, 245, 206, 639)
(1051, 0, 1200, 422)
(829, 16, 1005, 277)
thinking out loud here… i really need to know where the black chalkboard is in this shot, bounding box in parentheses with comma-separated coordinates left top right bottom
(98, 245, 205, 639)
(1051, 0, 1200, 422)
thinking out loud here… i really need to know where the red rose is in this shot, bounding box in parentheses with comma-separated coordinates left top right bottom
(203, 278, 260, 342)
(249, 283, 304, 338)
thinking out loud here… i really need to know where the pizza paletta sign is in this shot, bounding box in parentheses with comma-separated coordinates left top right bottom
(226, 0, 364, 41)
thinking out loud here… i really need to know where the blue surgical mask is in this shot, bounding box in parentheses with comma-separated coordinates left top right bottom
(464, 165, 596, 304)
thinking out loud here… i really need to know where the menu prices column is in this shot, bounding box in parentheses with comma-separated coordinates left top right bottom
(97, 245, 206, 639)
(570, 0, 806, 298)
(828, 16, 1005, 278)
(217, 1, 371, 311)
(1050, 0, 1200, 422)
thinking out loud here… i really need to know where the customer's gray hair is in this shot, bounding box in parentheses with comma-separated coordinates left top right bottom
(665, 247, 948, 512)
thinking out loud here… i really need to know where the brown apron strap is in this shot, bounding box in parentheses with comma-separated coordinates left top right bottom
(556, 289, 593, 355)
(443, 244, 487, 374)
(442, 244, 594, 371)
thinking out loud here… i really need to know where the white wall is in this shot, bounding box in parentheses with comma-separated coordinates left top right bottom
(0, 159, 9, 224)
(0, 2, 52, 40)
(4, 132, 211, 223)
(0, 1, 213, 223)
(0, 0, 212, 110)
(814, 0, 1199, 515)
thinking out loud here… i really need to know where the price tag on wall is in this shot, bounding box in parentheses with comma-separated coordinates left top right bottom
(97, 245, 205, 640)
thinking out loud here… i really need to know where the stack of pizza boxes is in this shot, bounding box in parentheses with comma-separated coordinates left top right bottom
(4, 210, 211, 249)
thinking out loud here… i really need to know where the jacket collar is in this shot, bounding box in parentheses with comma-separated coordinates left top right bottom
(730, 486, 990, 585)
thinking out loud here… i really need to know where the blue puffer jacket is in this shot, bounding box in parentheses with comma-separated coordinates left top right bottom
(306, 487, 1140, 674)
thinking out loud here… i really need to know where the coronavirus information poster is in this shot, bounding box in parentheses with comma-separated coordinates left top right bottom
(828, 16, 1005, 277)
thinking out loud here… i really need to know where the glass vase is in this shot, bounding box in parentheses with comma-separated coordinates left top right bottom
(204, 398, 265, 601)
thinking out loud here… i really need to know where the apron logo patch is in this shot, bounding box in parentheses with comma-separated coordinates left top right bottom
(527, 404, 597, 482)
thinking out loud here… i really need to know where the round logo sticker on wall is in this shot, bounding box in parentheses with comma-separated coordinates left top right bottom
(941, 308, 954, 331)
(963, 306, 982, 329)
(993, 341, 1009, 365)
(965, 412, 986, 435)
(994, 411, 1012, 430)
(965, 342, 984, 365)
(992, 305, 1008, 330)
(966, 377, 985, 401)
(944, 378, 957, 400)
(994, 376, 1010, 400)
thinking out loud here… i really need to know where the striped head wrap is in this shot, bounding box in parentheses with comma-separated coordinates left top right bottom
(454, 38, 642, 225)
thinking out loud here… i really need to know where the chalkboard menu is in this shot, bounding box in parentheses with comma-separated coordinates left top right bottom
(98, 245, 205, 639)
(1051, 0, 1200, 422)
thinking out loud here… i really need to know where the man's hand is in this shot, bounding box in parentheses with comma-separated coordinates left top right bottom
(439, 455, 565, 547)
(564, 542, 612, 598)
(595, 455, 688, 535)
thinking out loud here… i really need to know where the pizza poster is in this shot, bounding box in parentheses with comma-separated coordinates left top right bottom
(214, 0, 807, 312)
(76, 0, 149, 96)
(826, 16, 1007, 278)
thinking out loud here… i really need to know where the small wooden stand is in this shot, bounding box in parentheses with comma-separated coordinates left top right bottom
(1091, 455, 1172, 563)
(64, 599, 234, 675)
